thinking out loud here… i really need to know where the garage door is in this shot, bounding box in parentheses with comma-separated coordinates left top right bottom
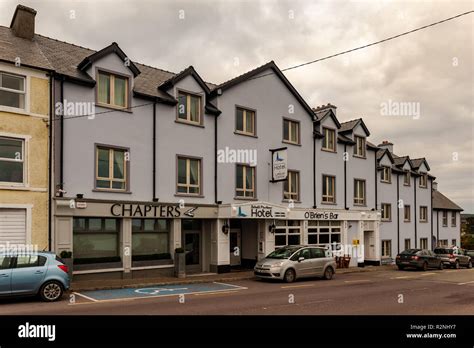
(0, 208, 27, 246)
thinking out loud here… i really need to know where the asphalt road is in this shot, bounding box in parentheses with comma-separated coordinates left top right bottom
(1, 268, 473, 315)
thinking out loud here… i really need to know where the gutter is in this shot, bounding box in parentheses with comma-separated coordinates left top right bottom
(214, 111, 218, 204)
(47, 73, 54, 251)
(312, 131, 317, 208)
(396, 173, 400, 254)
(430, 179, 433, 249)
(437, 210, 439, 242)
(414, 176, 417, 248)
(374, 154, 378, 210)
(344, 144, 347, 209)
(59, 78, 64, 197)
(152, 102, 157, 201)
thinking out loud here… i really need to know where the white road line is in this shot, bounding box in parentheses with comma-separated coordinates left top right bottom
(72, 292, 99, 302)
(421, 273, 436, 276)
(344, 279, 371, 283)
(457, 280, 474, 285)
(213, 281, 248, 290)
(391, 276, 414, 279)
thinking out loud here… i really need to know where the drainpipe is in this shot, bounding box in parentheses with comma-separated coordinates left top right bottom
(152, 102, 157, 200)
(430, 179, 433, 249)
(312, 132, 316, 208)
(214, 113, 218, 204)
(396, 173, 400, 254)
(414, 175, 417, 248)
(374, 153, 378, 210)
(344, 144, 347, 209)
(48, 73, 54, 251)
(436, 210, 439, 242)
(59, 78, 64, 197)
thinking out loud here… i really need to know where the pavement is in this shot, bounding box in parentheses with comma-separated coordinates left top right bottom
(71, 264, 383, 291)
(1, 266, 473, 315)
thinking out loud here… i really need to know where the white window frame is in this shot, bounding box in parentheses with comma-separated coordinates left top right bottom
(381, 166, 391, 183)
(236, 164, 255, 198)
(95, 147, 127, 191)
(177, 90, 202, 125)
(353, 179, 365, 205)
(354, 136, 366, 158)
(322, 127, 336, 152)
(381, 203, 391, 221)
(0, 132, 29, 187)
(97, 70, 129, 109)
(283, 118, 300, 145)
(177, 156, 201, 195)
(283, 170, 299, 201)
(0, 71, 26, 111)
(0, 204, 32, 245)
(322, 175, 336, 204)
(307, 221, 341, 247)
(235, 107, 256, 136)
(274, 220, 302, 247)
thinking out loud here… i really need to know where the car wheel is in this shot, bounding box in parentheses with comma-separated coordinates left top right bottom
(323, 267, 334, 280)
(397, 265, 405, 270)
(421, 262, 428, 271)
(438, 262, 444, 270)
(284, 269, 296, 283)
(39, 281, 64, 302)
(454, 261, 460, 269)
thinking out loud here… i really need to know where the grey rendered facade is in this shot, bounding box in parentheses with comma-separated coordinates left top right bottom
(0, 5, 463, 279)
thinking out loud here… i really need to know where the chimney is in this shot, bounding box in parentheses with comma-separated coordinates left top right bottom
(10, 5, 37, 40)
(313, 103, 337, 116)
(378, 140, 393, 153)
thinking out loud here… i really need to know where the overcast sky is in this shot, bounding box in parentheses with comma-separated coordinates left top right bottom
(1, 0, 473, 211)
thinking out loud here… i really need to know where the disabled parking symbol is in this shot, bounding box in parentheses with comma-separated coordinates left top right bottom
(134, 287, 189, 295)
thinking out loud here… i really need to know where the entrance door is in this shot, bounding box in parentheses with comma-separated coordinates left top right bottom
(364, 231, 375, 260)
(183, 219, 202, 273)
(230, 229, 241, 266)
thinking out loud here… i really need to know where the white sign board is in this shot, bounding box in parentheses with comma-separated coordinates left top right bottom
(271, 147, 288, 182)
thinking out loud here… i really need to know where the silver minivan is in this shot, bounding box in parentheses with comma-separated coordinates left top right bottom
(254, 245, 336, 283)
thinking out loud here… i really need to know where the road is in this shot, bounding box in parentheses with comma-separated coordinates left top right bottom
(0, 268, 473, 315)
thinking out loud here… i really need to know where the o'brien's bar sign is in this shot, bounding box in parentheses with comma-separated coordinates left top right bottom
(110, 204, 198, 218)
(303, 211, 339, 220)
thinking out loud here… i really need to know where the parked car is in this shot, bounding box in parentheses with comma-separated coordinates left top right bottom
(0, 251, 70, 302)
(434, 247, 472, 269)
(396, 249, 443, 271)
(463, 249, 474, 259)
(254, 245, 336, 283)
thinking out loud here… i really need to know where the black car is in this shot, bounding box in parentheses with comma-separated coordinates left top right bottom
(396, 249, 443, 271)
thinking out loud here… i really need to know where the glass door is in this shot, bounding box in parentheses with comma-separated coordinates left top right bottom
(182, 219, 202, 272)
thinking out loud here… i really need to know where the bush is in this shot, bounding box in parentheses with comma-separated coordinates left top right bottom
(461, 234, 474, 250)
(60, 250, 72, 259)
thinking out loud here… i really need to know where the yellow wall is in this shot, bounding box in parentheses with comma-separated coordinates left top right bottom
(0, 70, 50, 250)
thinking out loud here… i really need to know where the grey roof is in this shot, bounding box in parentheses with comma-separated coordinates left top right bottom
(339, 119, 360, 132)
(0, 25, 212, 103)
(432, 191, 463, 211)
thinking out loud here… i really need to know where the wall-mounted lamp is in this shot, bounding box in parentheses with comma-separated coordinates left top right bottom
(222, 220, 230, 235)
(268, 220, 276, 234)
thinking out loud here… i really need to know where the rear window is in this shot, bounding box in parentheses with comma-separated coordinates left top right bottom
(401, 249, 419, 254)
(56, 256, 65, 264)
(434, 248, 452, 254)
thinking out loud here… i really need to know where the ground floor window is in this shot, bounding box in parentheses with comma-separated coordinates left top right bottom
(132, 219, 170, 261)
(382, 240, 391, 257)
(438, 239, 448, 247)
(451, 239, 456, 246)
(420, 238, 428, 249)
(274, 220, 301, 247)
(404, 238, 411, 250)
(307, 220, 341, 246)
(73, 218, 120, 264)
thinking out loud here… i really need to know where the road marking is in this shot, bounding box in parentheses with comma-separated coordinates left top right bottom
(213, 282, 248, 289)
(72, 292, 98, 302)
(344, 279, 371, 283)
(194, 290, 239, 296)
(457, 280, 474, 285)
(409, 287, 429, 292)
(391, 276, 414, 279)
(421, 273, 436, 276)
(281, 284, 314, 289)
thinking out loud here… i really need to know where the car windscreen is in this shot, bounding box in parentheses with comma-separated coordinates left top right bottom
(267, 247, 300, 259)
(434, 248, 452, 254)
(401, 249, 419, 255)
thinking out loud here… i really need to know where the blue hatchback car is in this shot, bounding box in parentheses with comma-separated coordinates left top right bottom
(0, 251, 70, 302)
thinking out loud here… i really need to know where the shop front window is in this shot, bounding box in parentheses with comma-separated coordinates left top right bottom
(274, 220, 301, 247)
(307, 221, 341, 246)
(73, 218, 120, 265)
(132, 219, 170, 262)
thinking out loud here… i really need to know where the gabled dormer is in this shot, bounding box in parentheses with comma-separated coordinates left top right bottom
(339, 118, 370, 158)
(313, 104, 341, 153)
(377, 148, 394, 184)
(411, 158, 430, 188)
(78, 42, 140, 111)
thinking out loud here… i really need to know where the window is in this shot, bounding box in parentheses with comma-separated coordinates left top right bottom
(442, 211, 448, 226)
(177, 157, 201, 195)
(308, 220, 341, 246)
(310, 248, 326, 258)
(73, 218, 120, 263)
(404, 239, 411, 250)
(0, 256, 13, 269)
(0, 72, 25, 109)
(96, 146, 127, 191)
(353, 179, 366, 205)
(420, 238, 428, 249)
(404, 171, 411, 186)
(381, 203, 391, 221)
(322, 128, 336, 151)
(177, 91, 202, 124)
(419, 173, 427, 188)
(404, 205, 410, 222)
(382, 240, 391, 257)
(97, 71, 128, 108)
(322, 175, 335, 203)
(283, 119, 300, 144)
(236, 164, 255, 198)
(132, 219, 170, 261)
(420, 206, 428, 222)
(381, 166, 391, 183)
(438, 239, 448, 247)
(451, 239, 457, 246)
(451, 212, 456, 227)
(15, 255, 47, 268)
(283, 171, 299, 201)
(354, 136, 366, 157)
(0, 137, 24, 184)
(274, 220, 301, 247)
(235, 107, 255, 136)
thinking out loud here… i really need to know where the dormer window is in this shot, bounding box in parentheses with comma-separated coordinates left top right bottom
(0, 72, 25, 109)
(177, 91, 202, 125)
(404, 170, 411, 186)
(97, 71, 129, 109)
(381, 166, 391, 183)
(419, 173, 428, 188)
(322, 128, 336, 152)
(354, 136, 366, 158)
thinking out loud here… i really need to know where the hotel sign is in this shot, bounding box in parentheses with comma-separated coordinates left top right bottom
(270, 147, 288, 182)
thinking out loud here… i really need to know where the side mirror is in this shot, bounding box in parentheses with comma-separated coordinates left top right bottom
(298, 257, 304, 262)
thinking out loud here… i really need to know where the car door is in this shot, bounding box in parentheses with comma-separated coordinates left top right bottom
(427, 251, 439, 267)
(310, 248, 326, 276)
(0, 256, 13, 295)
(457, 249, 469, 266)
(292, 248, 313, 278)
(11, 255, 48, 295)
